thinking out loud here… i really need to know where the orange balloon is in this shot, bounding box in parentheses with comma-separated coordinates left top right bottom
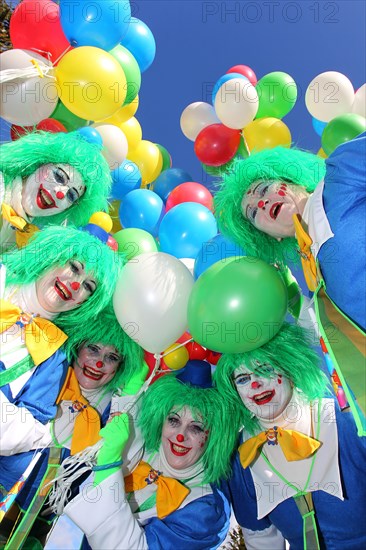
(317, 147, 328, 158)
(243, 117, 292, 152)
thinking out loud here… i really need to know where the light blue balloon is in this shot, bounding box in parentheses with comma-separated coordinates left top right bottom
(121, 17, 156, 72)
(59, 0, 131, 50)
(153, 168, 192, 202)
(194, 234, 245, 279)
(76, 127, 103, 147)
(111, 160, 141, 200)
(159, 203, 218, 259)
(212, 73, 249, 105)
(119, 189, 165, 237)
(312, 117, 327, 137)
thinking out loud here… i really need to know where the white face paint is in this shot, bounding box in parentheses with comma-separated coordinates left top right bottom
(241, 180, 310, 239)
(35, 260, 96, 313)
(233, 363, 293, 421)
(161, 406, 209, 470)
(21, 163, 85, 217)
(74, 343, 121, 390)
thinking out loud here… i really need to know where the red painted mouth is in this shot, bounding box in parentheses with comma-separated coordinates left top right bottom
(54, 278, 73, 301)
(168, 440, 191, 456)
(252, 390, 275, 405)
(270, 203, 283, 220)
(82, 365, 103, 381)
(36, 185, 57, 210)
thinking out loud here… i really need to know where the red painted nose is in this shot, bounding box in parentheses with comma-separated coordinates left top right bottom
(251, 381, 260, 389)
(176, 434, 184, 443)
(56, 191, 65, 199)
(70, 282, 80, 291)
(96, 361, 103, 368)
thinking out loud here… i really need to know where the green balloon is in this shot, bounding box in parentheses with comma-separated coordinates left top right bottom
(188, 257, 288, 353)
(109, 45, 141, 106)
(237, 136, 249, 158)
(321, 113, 366, 155)
(256, 71, 297, 119)
(156, 143, 172, 171)
(50, 100, 89, 131)
(114, 228, 158, 261)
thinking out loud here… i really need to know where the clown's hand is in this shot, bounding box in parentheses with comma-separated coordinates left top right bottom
(93, 413, 130, 486)
(122, 361, 149, 395)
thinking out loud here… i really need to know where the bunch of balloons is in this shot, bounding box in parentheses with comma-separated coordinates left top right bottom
(305, 72, 366, 156)
(180, 64, 296, 167)
(1, 0, 161, 176)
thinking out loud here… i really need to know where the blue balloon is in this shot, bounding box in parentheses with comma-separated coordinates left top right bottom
(312, 117, 327, 137)
(59, 0, 131, 50)
(111, 160, 141, 200)
(153, 168, 192, 202)
(76, 127, 103, 147)
(119, 189, 165, 237)
(194, 234, 245, 279)
(121, 17, 156, 73)
(159, 203, 218, 259)
(212, 73, 249, 105)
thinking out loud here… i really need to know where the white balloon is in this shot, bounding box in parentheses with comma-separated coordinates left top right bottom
(305, 71, 354, 122)
(113, 252, 194, 354)
(92, 123, 128, 170)
(180, 102, 220, 141)
(352, 83, 366, 118)
(0, 49, 58, 125)
(179, 258, 195, 275)
(214, 78, 259, 129)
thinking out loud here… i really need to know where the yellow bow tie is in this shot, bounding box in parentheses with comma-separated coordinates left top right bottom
(1, 203, 39, 248)
(57, 367, 102, 456)
(124, 461, 190, 519)
(239, 426, 321, 468)
(0, 299, 67, 367)
(293, 213, 317, 292)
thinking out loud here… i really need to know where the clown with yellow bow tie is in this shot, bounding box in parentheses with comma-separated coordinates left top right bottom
(215, 323, 366, 550)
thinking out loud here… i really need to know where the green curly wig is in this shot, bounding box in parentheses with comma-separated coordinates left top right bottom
(63, 302, 144, 393)
(214, 147, 326, 265)
(138, 374, 242, 484)
(214, 322, 329, 435)
(2, 225, 124, 333)
(0, 131, 111, 227)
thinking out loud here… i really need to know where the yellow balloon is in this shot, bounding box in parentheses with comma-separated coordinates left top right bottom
(108, 200, 123, 233)
(120, 117, 142, 153)
(89, 212, 113, 233)
(128, 140, 163, 185)
(163, 343, 189, 370)
(101, 96, 139, 125)
(56, 47, 126, 121)
(317, 147, 328, 158)
(243, 117, 292, 152)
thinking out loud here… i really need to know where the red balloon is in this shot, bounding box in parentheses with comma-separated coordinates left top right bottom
(10, 124, 34, 141)
(36, 118, 67, 133)
(10, 0, 71, 65)
(206, 350, 222, 365)
(177, 331, 192, 344)
(144, 352, 170, 384)
(186, 341, 208, 361)
(165, 182, 213, 212)
(227, 65, 257, 86)
(194, 124, 241, 167)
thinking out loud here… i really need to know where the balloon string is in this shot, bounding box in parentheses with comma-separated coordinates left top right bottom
(53, 44, 72, 66)
(242, 132, 251, 156)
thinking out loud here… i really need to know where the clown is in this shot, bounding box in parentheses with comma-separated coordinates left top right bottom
(0, 224, 123, 516)
(0, 304, 147, 547)
(215, 323, 366, 550)
(49, 362, 239, 549)
(0, 131, 111, 249)
(214, 135, 366, 434)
